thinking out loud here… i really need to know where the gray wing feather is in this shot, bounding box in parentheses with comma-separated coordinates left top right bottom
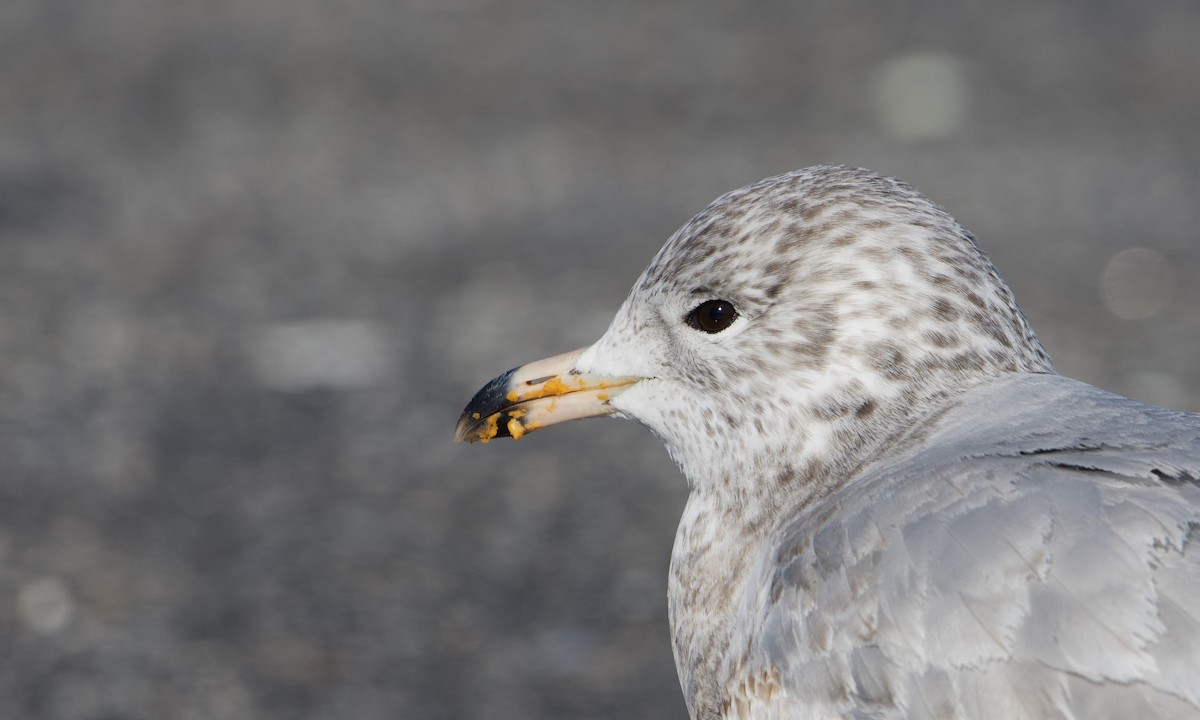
(729, 374, 1200, 719)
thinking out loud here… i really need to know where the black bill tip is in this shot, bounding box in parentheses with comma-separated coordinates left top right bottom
(454, 367, 517, 443)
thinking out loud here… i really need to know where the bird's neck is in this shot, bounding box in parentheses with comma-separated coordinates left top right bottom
(669, 486, 770, 720)
(670, 371, 945, 499)
(666, 434, 853, 718)
(664, 375, 979, 718)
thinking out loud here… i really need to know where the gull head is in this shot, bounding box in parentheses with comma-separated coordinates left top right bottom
(457, 165, 1053, 490)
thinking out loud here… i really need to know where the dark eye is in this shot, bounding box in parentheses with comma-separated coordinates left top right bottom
(686, 299, 739, 334)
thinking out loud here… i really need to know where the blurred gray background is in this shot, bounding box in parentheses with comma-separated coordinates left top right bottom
(1, 1, 1198, 718)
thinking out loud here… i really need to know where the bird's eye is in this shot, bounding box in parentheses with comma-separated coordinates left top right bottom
(686, 299, 739, 334)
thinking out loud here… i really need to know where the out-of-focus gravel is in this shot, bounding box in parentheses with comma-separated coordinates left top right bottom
(1, 2, 1198, 718)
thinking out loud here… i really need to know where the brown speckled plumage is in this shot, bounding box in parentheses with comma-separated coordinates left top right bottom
(460, 165, 1200, 719)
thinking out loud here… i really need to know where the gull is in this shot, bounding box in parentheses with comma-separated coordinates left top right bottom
(455, 165, 1200, 720)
